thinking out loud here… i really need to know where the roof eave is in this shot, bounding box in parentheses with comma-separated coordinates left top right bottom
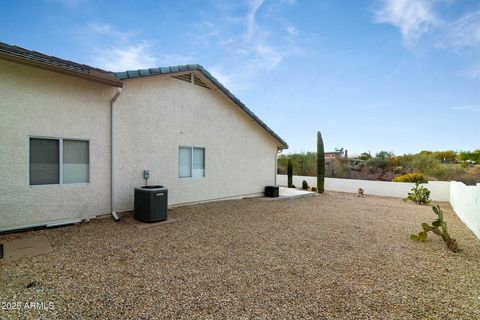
(0, 52, 123, 87)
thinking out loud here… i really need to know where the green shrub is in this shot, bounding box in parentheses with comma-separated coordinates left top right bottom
(365, 157, 389, 170)
(428, 164, 465, 181)
(410, 154, 440, 174)
(410, 205, 460, 252)
(302, 180, 309, 190)
(393, 173, 428, 183)
(406, 182, 431, 204)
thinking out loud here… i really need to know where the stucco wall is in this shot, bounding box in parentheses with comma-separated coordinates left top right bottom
(115, 74, 278, 210)
(277, 175, 451, 201)
(450, 182, 480, 238)
(0, 60, 114, 231)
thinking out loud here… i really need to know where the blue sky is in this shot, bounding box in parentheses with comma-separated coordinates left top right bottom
(1, 0, 479, 155)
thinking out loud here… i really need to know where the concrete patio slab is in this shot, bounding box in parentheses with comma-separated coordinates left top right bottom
(124, 214, 178, 229)
(1, 236, 52, 261)
(260, 187, 318, 201)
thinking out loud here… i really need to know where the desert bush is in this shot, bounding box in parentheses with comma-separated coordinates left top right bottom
(358, 152, 371, 160)
(302, 180, 309, 190)
(328, 158, 351, 178)
(428, 164, 465, 181)
(433, 150, 456, 162)
(365, 157, 389, 171)
(311, 186, 317, 192)
(393, 173, 428, 183)
(376, 151, 394, 159)
(406, 183, 431, 204)
(459, 150, 480, 163)
(411, 205, 460, 252)
(410, 154, 441, 175)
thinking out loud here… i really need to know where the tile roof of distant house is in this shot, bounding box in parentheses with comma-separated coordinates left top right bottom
(0, 41, 122, 87)
(113, 65, 288, 149)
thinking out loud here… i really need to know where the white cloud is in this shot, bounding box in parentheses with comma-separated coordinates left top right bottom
(185, 0, 304, 92)
(91, 42, 157, 71)
(241, 0, 295, 72)
(374, 0, 438, 43)
(286, 25, 297, 36)
(446, 10, 480, 48)
(245, 0, 265, 41)
(83, 23, 157, 71)
(85, 23, 137, 44)
(255, 43, 282, 70)
(210, 69, 234, 88)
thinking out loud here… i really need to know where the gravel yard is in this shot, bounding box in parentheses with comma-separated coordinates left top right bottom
(1, 192, 479, 319)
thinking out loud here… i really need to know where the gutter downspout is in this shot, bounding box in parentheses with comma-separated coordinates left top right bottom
(275, 147, 283, 186)
(111, 87, 122, 221)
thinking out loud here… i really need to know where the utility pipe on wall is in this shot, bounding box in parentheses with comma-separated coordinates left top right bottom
(111, 87, 122, 221)
(275, 147, 283, 186)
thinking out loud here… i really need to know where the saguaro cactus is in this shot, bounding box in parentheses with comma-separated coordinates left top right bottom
(317, 131, 325, 193)
(287, 158, 293, 188)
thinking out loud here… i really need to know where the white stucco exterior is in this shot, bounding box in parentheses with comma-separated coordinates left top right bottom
(0, 59, 115, 231)
(114, 74, 279, 210)
(0, 61, 283, 231)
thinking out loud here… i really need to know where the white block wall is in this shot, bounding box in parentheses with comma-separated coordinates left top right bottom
(277, 175, 450, 201)
(450, 182, 480, 239)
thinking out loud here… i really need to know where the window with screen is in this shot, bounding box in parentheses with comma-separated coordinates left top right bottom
(179, 146, 205, 178)
(29, 137, 89, 185)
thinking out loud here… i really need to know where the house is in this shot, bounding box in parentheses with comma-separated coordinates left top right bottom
(324, 152, 342, 165)
(0, 42, 288, 232)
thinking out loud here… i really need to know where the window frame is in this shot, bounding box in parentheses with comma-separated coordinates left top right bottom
(28, 136, 91, 186)
(178, 146, 206, 179)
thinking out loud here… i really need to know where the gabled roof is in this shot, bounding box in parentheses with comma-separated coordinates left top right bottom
(113, 65, 288, 149)
(0, 41, 287, 149)
(0, 42, 122, 87)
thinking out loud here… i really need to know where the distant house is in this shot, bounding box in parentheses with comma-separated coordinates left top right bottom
(0, 42, 288, 232)
(324, 152, 342, 165)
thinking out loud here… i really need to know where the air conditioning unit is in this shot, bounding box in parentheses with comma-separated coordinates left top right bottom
(134, 186, 168, 222)
(264, 186, 279, 198)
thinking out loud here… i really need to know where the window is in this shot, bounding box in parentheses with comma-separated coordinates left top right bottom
(179, 147, 205, 178)
(29, 138, 89, 185)
(30, 139, 59, 185)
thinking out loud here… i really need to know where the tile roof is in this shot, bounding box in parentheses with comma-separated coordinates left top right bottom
(113, 65, 288, 149)
(0, 41, 122, 87)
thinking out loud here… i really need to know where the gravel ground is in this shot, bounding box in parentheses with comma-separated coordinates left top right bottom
(1, 192, 479, 319)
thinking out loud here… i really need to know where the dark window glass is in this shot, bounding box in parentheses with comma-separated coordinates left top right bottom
(29, 138, 59, 185)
